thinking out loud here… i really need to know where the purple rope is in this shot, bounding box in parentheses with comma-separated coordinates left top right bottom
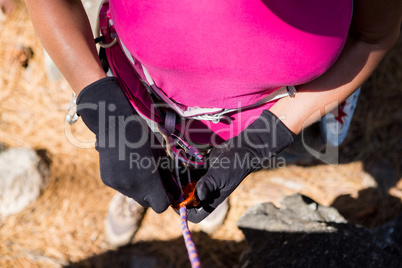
(180, 206, 201, 268)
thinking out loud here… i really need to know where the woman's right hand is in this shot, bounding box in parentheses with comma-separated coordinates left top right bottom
(77, 77, 180, 213)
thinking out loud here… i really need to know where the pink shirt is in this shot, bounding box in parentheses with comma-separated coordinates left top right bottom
(107, 0, 352, 143)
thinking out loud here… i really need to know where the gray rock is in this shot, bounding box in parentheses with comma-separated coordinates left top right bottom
(237, 193, 402, 268)
(0, 148, 50, 218)
(238, 194, 347, 234)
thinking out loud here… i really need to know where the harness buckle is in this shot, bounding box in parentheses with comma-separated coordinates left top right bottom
(95, 0, 118, 48)
(157, 123, 206, 168)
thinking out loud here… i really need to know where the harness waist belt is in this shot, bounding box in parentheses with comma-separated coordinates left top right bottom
(119, 39, 296, 123)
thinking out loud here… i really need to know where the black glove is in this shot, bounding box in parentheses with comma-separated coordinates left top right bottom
(187, 110, 294, 223)
(76, 77, 179, 213)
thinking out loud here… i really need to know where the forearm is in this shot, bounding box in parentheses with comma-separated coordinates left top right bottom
(270, 29, 400, 135)
(25, 0, 106, 94)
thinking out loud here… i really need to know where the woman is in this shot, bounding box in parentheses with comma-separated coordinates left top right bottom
(25, 0, 401, 246)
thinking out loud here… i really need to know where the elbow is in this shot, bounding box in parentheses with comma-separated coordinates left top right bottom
(377, 27, 400, 52)
(350, 22, 401, 53)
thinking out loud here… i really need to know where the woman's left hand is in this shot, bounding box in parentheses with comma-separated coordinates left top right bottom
(186, 110, 294, 223)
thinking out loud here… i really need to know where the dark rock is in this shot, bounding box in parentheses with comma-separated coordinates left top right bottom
(237, 193, 402, 268)
(373, 212, 402, 250)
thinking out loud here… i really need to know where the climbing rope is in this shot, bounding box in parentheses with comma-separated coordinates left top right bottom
(180, 206, 201, 268)
(173, 149, 202, 268)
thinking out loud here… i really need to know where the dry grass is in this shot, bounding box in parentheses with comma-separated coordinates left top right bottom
(0, 2, 401, 267)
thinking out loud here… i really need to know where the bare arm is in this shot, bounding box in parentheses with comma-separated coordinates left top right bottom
(25, 0, 106, 94)
(270, 0, 402, 135)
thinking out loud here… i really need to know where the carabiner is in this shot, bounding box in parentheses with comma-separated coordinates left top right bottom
(95, 0, 118, 48)
(157, 123, 206, 168)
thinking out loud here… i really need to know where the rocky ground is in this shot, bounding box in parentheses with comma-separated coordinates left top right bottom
(0, 2, 401, 267)
(238, 194, 402, 268)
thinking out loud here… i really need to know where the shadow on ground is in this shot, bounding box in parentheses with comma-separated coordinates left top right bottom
(65, 232, 245, 268)
(238, 226, 402, 268)
(332, 187, 402, 228)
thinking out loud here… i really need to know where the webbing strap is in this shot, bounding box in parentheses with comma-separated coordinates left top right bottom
(164, 110, 177, 135)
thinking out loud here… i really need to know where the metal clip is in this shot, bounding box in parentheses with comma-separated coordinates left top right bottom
(171, 133, 203, 161)
(286, 86, 297, 98)
(157, 123, 205, 168)
(66, 92, 79, 125)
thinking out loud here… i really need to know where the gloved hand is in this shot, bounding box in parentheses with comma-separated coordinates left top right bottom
(76, 77, 179, 213)
(187, 110, 294, 223)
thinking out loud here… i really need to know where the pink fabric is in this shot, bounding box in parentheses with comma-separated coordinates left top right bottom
(106, 0, 352, 144)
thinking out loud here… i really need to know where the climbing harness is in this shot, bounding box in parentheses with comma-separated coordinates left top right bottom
(138, 60, 297, 123)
